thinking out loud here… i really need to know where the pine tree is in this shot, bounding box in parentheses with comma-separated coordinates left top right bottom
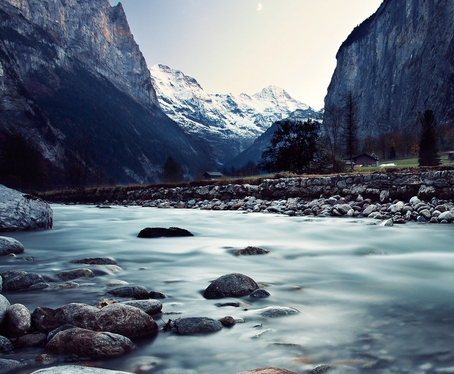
(418, 110, 441, 166)
(341, 93, 359, 170)
(162, 156, 184, 183)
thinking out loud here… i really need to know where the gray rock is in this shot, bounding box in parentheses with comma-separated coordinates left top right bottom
(257, 306, 299, 318)
(5, 303, 31, 337)
(234, 246, 270, 256)
(334, 203, 352, 215)
(56, 268, 95, 281)
(0, 185, 53, 231)
(237, 367, 298, 374)
(120, 299, 162, 315)
(73, 257, 117, 265)
(32, 307, 64, 334)
(2, 271, 47, 291)
(438, 211, 454, 222)
(219, 316, 236, 327)
(249, 289, 271, 299)
(0, 358, 23, 373)
(30, 365, 135, 374)
(46, 327, 135, 358)
(14, 332, 47, 348)
(0, 294, 10, 324)
(203, 273, 259, 299)
(0, 336, 13, 352)
(362, 205, 377, 216)
(0, 236, 25, 255)
(171, 317, 223, 335)
(380, 219, 394, 227)
(107, 285, 149, 299)
(137, 227, 193, 238)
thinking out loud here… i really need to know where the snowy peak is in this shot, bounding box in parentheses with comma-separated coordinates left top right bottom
(149, 64, 317, 164)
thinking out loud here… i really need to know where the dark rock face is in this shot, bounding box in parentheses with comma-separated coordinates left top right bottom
(45, 327, 135, 358)
(137, 227, 194, 238)
(324, 0, 454, 138)
(203, 273, 259, 299)
(171, 317, 223, 335)
(0, 0, 212, 185)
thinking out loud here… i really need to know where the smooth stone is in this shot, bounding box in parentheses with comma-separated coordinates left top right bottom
(14, 332, 47, 348)
(0, 358, 23, 372)
(219, 316, 236, 327)
(137, 227, 194, 238)
(120, 299, 162, 315)
(2, 271, 46, 291)
(30, 365, 134, 373)
(203, 273, 259, 299)
(171, 317, 223, 335)
(257, 306, 300, 318)
(107, 285, 150, 300)
(0, 236, 25, 255)
(0, 336, 13, 352)
(45, 327, 135, 358)
(5, 303, 31, 337)
(0, 294, 10, 324)
(56, 268, 95, 281)
(249, 289, 271, 299)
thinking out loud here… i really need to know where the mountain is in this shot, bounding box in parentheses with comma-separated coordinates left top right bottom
(0, 0, 212, 187)
(150, 64, 318, 165)
(324, 0, 454, 139)
(225, 109, 322, 170)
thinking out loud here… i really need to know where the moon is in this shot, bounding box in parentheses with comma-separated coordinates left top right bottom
(257, 3, 263, 11)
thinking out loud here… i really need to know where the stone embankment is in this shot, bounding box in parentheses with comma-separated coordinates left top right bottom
(44, 169, 454, 224)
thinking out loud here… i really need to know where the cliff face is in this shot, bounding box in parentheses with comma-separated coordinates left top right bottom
(0, 0, 211, 185)
(324, 0, 454, 138)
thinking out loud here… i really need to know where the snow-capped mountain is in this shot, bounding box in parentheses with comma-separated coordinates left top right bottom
(150, 64, 320, 165)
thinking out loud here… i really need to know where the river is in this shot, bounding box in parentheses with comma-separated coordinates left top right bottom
(3, 205, 454, 373)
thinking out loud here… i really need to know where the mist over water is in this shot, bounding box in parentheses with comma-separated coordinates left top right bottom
(4, 205, 454, 373)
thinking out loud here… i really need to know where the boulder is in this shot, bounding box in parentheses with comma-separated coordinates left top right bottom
(0, 294, 10, 324)
(14, 332, 47, 348)
(46, 327, 135, 358)
(2, 271, 48, 291)
(32, 307, 66, 334)
(0, 358, 23, 373)
(0, 185, 53, 231)
(0, 236, 25, 256)
(30, 366, 135, 374)
(249, 289, 271, 299)
(107, 285, 150, 300)
(5, 303, 31, 337)
(203, 273, 259, 299)
(56, 268, 95, 281)
(237, 368, 298, 374)
(137, 227, 194, 238)
(171, 317, 223, 335)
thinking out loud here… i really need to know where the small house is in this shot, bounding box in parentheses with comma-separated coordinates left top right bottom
(352, 154, 379, 167)
(203, 171, 223, 180)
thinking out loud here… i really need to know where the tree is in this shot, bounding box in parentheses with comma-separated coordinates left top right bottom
(259, 119, 320, 173)
(341, 93, 359, 169)
(162, 156, 184, 183)
(418, 110, 441, 166)
(323, 103, 343, 159)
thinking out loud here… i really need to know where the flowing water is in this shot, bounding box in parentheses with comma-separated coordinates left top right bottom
(2, 205, 454, 374)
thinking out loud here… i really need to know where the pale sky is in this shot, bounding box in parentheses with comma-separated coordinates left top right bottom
(112, 1, 383, 110)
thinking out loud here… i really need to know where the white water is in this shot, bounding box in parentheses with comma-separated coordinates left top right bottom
(3, 205, 454, 374)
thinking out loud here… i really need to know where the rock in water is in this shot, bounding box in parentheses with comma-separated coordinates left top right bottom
(0, 185, 53, 231)
(137, 227, 194, 238)
(45, 327, 135, 358)
(0, 237, 25, 256)
(203, 273, 259, 299)
(30, 366, 135, 374)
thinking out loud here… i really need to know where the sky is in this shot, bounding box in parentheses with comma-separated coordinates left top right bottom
(111, 0, 383, 110)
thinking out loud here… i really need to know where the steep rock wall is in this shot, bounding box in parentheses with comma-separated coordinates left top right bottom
(324, 0, 454, 138)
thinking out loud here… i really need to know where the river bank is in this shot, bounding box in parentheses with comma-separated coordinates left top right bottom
(41, 168, 454, 224)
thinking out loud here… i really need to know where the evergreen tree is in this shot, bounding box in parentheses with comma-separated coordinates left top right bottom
(342, 93, 359, 170)
(162, 156, 184, 183)
(259, 119, 320, 173)
(418, 110, 441, 166)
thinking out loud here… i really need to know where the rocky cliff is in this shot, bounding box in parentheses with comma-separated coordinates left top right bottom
(324, 0, 454, 139)
(0, 0, 211, 186)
